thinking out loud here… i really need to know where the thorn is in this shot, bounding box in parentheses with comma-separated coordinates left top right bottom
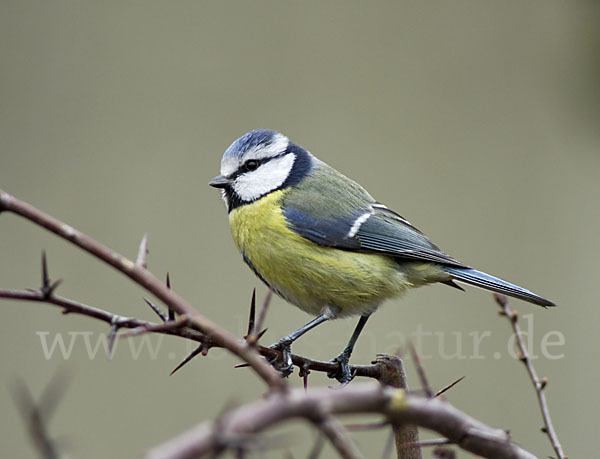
(144, 297, 167, 322)
(234, 363, 251, 369)
(41, 251, 49, 289)
(299, 365, 310, 391)
(107, 323, 118, 358)
(539, 377, 548, 390)
(328, 374, 353, 390)
(408, 340, 433, 398)
(254, 289, 273, 340)
(494, 293, 508, 307)
(46, 279, 63, 297)
(135, 233, 149, 268)
(511, 311, 518, 323)
(201, 340, 211, 356)
(247, 288, 256, 337)
(434, 376, 466, 398)
(517, 352, 526, 362)
(39, 252, 62, 298)
(166, 273, 175, 321)
(246, 290, 271, 346)
(541, 426, 548, 433)
(256, 328, 268, 341)
(246, 329, 268, 347)
(170, 344, 203, 376)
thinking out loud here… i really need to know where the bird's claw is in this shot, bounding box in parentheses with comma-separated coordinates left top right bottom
(327, 351, 355, 386)
(267, 340, 294, 378)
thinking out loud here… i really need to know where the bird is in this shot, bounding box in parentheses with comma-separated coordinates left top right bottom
(209, 129, 555, 384)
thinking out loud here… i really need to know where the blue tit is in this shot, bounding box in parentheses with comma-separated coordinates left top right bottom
(209, 129, 554, 383)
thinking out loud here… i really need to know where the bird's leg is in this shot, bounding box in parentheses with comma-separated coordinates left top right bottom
(268, 313, 330, 377)
(328, 313, 371, 385)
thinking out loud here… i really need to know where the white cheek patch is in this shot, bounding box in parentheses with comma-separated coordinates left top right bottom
(232, 154, 295, 202)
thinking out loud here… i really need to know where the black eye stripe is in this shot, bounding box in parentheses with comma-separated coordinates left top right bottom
(232, 152, 290, 179)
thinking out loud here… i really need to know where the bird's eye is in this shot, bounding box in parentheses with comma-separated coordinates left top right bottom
(244, 160, 259, 171)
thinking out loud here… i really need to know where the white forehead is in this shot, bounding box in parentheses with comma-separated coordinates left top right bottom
(221, 133, 289, 177)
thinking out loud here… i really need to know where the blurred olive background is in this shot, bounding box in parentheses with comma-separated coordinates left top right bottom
(1, 1, 599, 458)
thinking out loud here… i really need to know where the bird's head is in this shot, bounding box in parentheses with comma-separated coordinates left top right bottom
(210, 129, 313, 211)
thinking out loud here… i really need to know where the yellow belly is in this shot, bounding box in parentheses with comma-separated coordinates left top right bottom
(229, 190, 444, 317)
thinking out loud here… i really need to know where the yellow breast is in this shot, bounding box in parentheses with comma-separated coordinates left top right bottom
(228, 190, 435, 317)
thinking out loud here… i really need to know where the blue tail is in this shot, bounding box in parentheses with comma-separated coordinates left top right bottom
(443, 267, 555, 307)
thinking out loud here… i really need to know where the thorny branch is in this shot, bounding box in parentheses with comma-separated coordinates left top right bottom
(0, 188, 283, 390)
(145, 382, 537, 459)
(0, 281, 415, 382)
(495, 294, 566, 459)
(0, 189, 562, 458)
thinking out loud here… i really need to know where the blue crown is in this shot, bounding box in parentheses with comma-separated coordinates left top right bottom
(223, 129, 281, 159)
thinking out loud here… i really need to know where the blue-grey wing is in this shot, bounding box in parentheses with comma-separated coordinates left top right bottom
(283, 203, 467, 268)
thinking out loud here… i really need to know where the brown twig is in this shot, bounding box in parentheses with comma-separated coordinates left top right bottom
(344, 420, 388, 431)
(407, 341, 432, 398)
(0, 287, 207, 344)
(119, 316, 190, 338)
(317, 415, 362, 459)
(382, 430, 395, 459)
(371, 355, 421, 459)
(0, 284, 390, 381)
(0, 188, 283, 390)
(145, 382, 537, 459)
(2, 263, 468, 410)
(1, 261, 526, 457)
(11, 372, 71, 459)
(306, 432, 325, 459)
(494, 294, 565, 459)
(0, 188, 556, 459)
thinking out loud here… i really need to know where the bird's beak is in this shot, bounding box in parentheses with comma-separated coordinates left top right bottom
(209, 175, 232, 188)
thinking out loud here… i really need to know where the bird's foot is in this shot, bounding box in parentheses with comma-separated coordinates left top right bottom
(327, 350, 356, 387)
(267, 339, 294, 378)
